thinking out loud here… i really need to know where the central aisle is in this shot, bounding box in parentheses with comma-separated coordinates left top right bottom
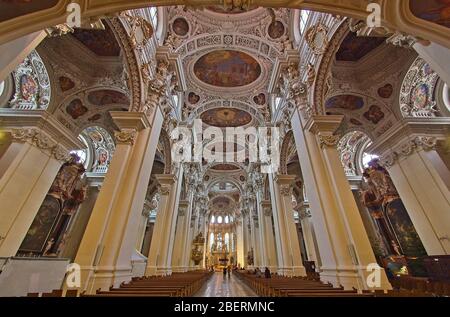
(194, 272, 258, 297)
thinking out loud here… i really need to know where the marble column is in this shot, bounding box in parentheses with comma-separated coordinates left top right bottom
(273, 175, 306, 277)
(236, 218, 245, 268)
(145, 168, 184, 276)
(291, 110, 391, 290)
(367, 118, 450, 255)
(172, 198, 192, 272)
(255, 191, 268, 269)
(75, 109, 163, 292)
(296, 203, 319, 265)
(261, 200, 278, 272)
(249, 214, 262, 269)
(0, 110, 82, 257)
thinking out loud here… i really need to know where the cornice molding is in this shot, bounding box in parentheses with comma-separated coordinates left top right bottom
(0, 109, 84, 152)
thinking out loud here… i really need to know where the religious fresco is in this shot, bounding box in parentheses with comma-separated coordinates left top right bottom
(172, 17, 189, 36)
(59, 76, 75, 92)
(19, 74, 37, 101)
(412, 84, 429, 109)
(363, 105, 385, 124)
(87, 89, 130, 106)
(71, 24, 121, 57)
(18, 156, 87, 256)
(268, 21, 285, 39)
(200, 107, 252, 127)
(18, 196, 61, 253)
(325, 94, 365, 110)
(410, 0, 450, 29)
(0, 0, 58, 22)
(66, 99, 88, 119)
(188, 92, 200, 104)
(336, 32, 385, 62)
(194, 50, 261, 87)
(377, 84, 393, 99)
(253, 93, 266, 105)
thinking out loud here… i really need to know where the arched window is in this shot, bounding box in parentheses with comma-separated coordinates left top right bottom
(149, 7, 158, 29)
(217, 216, 223, 224)
(79, 126, 115, 173)
(70, 134, 89, 168)
(443, 83, 450, 112)
(209, 233, 214, 250)
(225, 233, 230, 250)
(225, 215, 229, 224)
(211, 215, 215, 224)
(299, 10, 310, 35)
(362, 152, 379, 169)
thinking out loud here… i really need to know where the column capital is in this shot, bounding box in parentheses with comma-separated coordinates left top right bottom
(155, 174, 176, 195)
(275, 174, 296, 186)
(0, 110, 83, 162)
(110, 111, 150, 131)
(305, 115, 344, 135)
(366, 117, 450, 168)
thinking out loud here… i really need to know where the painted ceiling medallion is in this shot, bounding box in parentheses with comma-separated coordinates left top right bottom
(188, 92, 200, 104)
(193, 50, 261, 88)
(268, 21, 285, 39)
(172, 17, 189, 36)
(200, 107, 252, 127)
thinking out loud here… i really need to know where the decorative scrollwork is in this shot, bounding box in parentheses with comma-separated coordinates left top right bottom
(280, 184, 293, 196)
(318, 134, 340, 149)
(305, 23, 329, 55)
(114, 130, 137, 145)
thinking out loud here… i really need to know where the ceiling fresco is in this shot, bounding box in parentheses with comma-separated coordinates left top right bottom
(193, 50, 261, 88)
(325, 95, 365, 111)
(87, 90, 130, 106)
(71, 24, 121, 57)
(200, 108, 252, 127)
(410, 0, 450, 29)
(0, 0, 58, 22)
(336, 32, 385, 62)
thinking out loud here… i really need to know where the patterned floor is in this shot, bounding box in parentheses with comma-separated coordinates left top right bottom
(194, 272, 258, 297)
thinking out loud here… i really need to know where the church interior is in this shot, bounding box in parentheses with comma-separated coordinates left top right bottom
(0, 0, 449, 299)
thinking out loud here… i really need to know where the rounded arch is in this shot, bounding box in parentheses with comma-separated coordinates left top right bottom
(77, 125, 116, 173)
(206, 176, 244, 195)
(337, 130, 372, 177)
(188, 99, 265, 125)
(159, 130, 172, 175)
(109, 18, 143, 112)
(280, 130, 294, 175)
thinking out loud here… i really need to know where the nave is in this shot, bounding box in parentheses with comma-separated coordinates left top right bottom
(194, 272, 257, 297)
(0, 1, 450, 299)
